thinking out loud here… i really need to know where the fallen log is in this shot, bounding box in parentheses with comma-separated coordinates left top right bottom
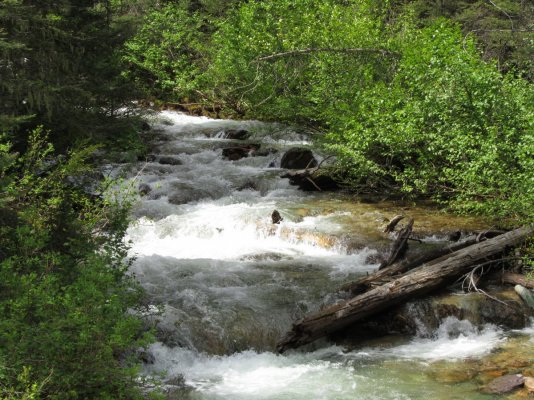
(500, 272, 534, 289)
(277, 225, 533, 353)
(341, 236, 481, 295)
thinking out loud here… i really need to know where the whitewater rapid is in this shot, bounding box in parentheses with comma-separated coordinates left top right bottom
(121, 111, 533, 399)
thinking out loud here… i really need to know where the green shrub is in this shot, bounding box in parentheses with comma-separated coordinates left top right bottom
(0, 128, 151, 399)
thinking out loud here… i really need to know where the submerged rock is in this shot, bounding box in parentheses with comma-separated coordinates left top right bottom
(524, 376, 534, 393)
(138, 183, 152, 196)
(163, 374, 193, 400)
(167, 183, 212, 204)
(217, 129, 251, 140)
(236, 181, 258, 191)
(222, 144, 260, 160)
(158, 156, 183, 166)
(482, 374, 524, 394)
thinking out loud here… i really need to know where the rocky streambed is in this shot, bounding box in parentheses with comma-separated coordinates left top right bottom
(110, 111, 534, 399)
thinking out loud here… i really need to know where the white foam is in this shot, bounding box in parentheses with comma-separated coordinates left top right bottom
(145, 345, 363, 399)
(353, 317, 504, 362)
(126, 202, 355, 260)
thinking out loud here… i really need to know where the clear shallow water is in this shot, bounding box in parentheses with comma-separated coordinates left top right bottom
(122, 111, 533, 399)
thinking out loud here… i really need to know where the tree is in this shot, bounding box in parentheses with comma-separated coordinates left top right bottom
(0, 0, 138, 149)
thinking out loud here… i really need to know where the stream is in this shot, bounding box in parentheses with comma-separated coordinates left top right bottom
(119, 111, 534, 399)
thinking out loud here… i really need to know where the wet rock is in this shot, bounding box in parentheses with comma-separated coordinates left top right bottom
(335, 289, 533, 346)
(222, 144, 260, 161)
(434, 303, 464, 321)
(167, 183, 212, 204)
(280, 147, 318, 169)
(396, 300, 440, 336)
(448, 230, 462, 242)
(218, 129, 251, 140)
(482, 374, 524, 394)
(141, 121, 151, 131)
(138, 183, 152, 196)
(222, 147, 249, 161)
(524, 377, 534, 393)
(145, 154, 157, 162)
(289, 173, 339, 192)
(478, 297, 528, 329)
(159, 156, 183, 166)
(272, 210, 283, 224)
(333, 300, 438, 341)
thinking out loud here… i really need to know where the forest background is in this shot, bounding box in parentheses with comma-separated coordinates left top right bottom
(0, 0, 532, 398)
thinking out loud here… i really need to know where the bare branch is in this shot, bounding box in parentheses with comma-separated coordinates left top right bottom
(315, 155, 335, 171)
(486, 0, 514, 31)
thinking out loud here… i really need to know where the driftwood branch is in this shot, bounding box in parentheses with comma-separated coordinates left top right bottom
(281, 155, 336, 192)
(277, 225, 533, 352)
(460, 259, 520, 306)
(378, 218, 414, 270)
(384, 215, 404, 233)
(256, 47, 400, 62)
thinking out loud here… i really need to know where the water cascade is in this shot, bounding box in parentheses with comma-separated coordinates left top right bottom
(121, 111, 533, 399)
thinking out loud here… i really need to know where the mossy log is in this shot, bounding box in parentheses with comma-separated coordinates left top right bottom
(277, 225, 533, 353)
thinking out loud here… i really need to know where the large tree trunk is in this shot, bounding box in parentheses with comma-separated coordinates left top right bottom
(277, 225, 533, 353)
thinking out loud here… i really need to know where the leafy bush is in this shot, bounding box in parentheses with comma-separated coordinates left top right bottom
(323, 20, 533, 221)
(0, 128, 151, 399)
(122, 3, 207, 100)
(203, 1, 533, 222)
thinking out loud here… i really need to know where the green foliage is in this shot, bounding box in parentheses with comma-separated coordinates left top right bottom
(0, 366, 48, 400)
(324, 20, 533, 221)
(122, 3, 206, 100)
(192, 0, 533, 223)
(119, 0, 533, 222)
(0, 128, 150, 399)
(0, 0, 140, 149)
(121, 0, 245, 103)
(395, 0, 534, 81)
(208, 0, 391, 120)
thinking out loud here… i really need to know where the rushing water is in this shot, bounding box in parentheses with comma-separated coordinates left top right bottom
(122, 111, 534, 399)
